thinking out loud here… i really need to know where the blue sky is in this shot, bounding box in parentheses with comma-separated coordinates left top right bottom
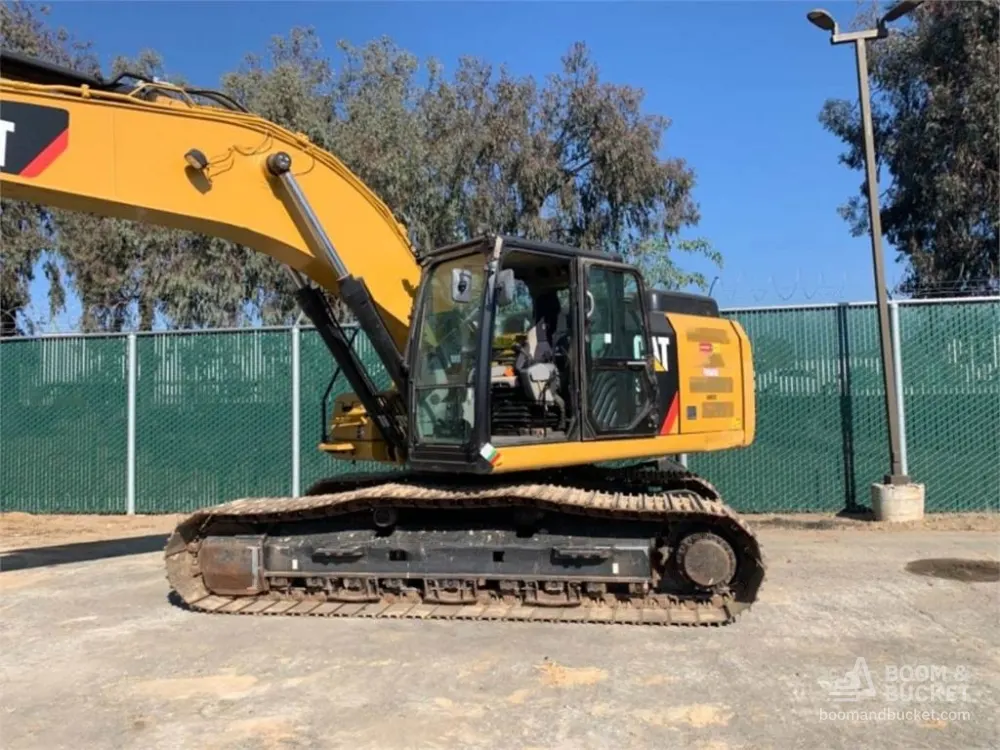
(30, 0, 905, 323)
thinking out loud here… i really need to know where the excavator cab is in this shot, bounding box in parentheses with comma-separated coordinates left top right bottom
(316, 228, 753, 477)
(405, 236, 661, 474)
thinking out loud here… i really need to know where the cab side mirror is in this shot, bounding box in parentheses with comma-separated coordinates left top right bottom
(496, 268, 516, 307)
(451, 268, 473, 303)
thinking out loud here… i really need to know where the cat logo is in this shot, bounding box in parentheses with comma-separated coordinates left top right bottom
(651, 335, 671, 369)
(0, 119, 15, 169)
(635, 335, 671, 369)
(0, 102, 69, 177)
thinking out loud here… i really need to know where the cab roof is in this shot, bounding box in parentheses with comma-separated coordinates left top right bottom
(423, 234, 617, 263)
(423, 234, 720, 315)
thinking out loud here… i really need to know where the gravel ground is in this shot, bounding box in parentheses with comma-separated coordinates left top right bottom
(0, 513, 997, 750)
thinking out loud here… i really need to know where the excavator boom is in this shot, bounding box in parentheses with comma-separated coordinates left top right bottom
(0, 53, 418, 349)
(1, 52, 765, 626)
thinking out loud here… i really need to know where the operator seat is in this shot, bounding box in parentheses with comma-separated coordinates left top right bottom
(501, 311, 531, 334)
(515, 291, 566, 427)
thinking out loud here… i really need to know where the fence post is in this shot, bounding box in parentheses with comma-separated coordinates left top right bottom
(291, 322, 301, 498)
(888, 301, 909, 475)
(126, 333, 137, 515)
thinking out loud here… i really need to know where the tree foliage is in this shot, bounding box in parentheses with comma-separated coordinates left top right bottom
(3, 4, 720, 335)
(223, 31, 721, 287)
(819, 0, 999, 297)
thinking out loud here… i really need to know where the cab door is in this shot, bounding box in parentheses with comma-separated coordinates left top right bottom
(578, 261, 659, 439)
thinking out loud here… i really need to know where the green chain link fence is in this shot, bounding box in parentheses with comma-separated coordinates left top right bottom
(688, 299, 999, 513)
(2, 298, 997, 515)
(133, 330, 294, 513)
(895, 301, 1000, 512)
(1, 335, 128, 513)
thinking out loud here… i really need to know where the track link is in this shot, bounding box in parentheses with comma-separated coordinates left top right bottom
(164, 465, 765, 626)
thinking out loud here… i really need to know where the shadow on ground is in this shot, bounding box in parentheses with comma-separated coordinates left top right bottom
(905, 558, 1000, 583)
(0, 535, 168, 572)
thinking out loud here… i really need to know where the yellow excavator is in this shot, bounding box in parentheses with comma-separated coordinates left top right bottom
(1, 51, 764, 625)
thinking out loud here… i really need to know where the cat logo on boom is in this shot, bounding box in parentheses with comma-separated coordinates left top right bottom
(0, 102, 69, 177)
(0, 118, 15, 169)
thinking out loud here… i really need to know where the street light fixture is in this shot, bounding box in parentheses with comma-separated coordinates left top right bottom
(807, 0, 923, 488)
(806, 9, 836, 32)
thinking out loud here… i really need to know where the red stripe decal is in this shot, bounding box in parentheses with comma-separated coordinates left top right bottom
(659, 394, 680, 435)
(20, 129, 69, 178)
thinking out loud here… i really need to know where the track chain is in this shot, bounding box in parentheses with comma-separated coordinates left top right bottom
(164, 465, 765, 626)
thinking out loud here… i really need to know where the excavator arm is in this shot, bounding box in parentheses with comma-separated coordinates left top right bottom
(0, 53, 419, 349)
(1, 51, 424, 456)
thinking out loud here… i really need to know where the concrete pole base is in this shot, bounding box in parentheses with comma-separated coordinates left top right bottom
(871, 482, 925, 522)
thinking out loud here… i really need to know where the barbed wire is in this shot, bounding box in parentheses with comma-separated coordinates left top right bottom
(2, 275, 996, 337)
(709, 271, 998, 308)
(893, 278, 1000, 299)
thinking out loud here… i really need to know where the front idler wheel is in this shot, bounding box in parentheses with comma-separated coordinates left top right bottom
(674, 531, 737, 591)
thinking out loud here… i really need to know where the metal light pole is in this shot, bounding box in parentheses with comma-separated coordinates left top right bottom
(807, 0, 922, 486)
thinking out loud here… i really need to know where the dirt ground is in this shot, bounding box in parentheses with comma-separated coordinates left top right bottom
(0, 512, 998, 750)
(0, 513, 187, 549)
